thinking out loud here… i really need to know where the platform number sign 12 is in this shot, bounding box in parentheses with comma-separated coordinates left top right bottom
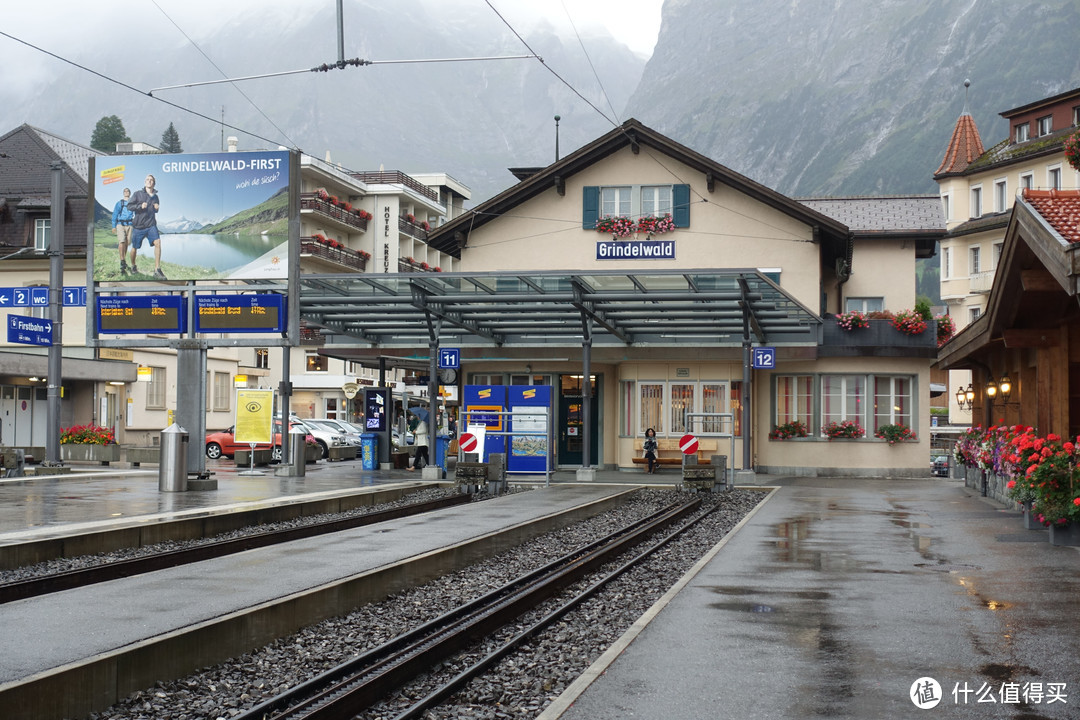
(752, 347, 776, 369)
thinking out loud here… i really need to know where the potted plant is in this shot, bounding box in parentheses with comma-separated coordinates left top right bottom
(835, 310, 870, 331)
(1025, 434, 1080, 543)
(874, 423, 916, 444)
(769, 420, 809, 440)
(595, 215, 635, 237)
(822, 420, 865, 439)
(60, 424, 121, 464)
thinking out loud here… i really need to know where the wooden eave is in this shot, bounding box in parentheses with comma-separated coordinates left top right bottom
(426, 118, 850, 259)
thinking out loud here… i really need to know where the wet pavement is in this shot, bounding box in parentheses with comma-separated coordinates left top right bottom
(555, 477, 1080, 719)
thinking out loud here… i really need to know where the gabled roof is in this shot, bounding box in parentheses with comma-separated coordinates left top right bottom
(1024, 190, 1080, 244)
(799, 195, 944, 259)
(934, 113, 985, 177)
(0, 124, 97, 194)
(426, 118, 850, 259)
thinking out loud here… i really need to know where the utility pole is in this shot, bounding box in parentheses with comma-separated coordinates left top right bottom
(46, 161, 65, 465)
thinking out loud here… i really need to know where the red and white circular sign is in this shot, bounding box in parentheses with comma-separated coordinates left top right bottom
(679, 433, 699, 455)
(459, 432, 478, 453)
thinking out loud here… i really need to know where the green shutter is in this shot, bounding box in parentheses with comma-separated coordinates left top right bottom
(673, 184, 690, 227)
(583, 186, 599, 229)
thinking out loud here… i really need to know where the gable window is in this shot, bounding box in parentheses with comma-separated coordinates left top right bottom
(1048, 165, 1062, 190)
(844, 297, 884, 313)
(970, 186, 982, 218)
(601, 187, 631, 218)
(969, 246, 980, 275)
(34, 219, 50, 251)
(1015, 123, 1030, 142)
(994, 179, 1007, 213)
(641, 186, 672, 216)
(1036, 115, 1053, 136)
(583, 185, 691, 229)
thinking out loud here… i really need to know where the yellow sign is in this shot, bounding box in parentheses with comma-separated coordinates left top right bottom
(98, 348, 134, 361)
(235, 389, 274, 444)
(137, 366, 152, 382)
(234, 375, 248, 387)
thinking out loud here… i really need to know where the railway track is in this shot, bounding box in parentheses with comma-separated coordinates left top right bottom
(0, 494, 470, 604)
(238, 496, 710, 720)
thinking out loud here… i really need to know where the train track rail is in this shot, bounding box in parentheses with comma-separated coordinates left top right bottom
(0, 494, 470, 604)
(238, 496, 708, 720)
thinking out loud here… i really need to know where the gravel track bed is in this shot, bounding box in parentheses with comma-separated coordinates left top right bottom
(83, 488, 764, 720)
(0, 487, 467, 583)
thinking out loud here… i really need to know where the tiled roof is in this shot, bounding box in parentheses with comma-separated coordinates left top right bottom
(935, 113, 985, 176)
(1024, 189, 1080, 244)
(797, 195, 944, 233)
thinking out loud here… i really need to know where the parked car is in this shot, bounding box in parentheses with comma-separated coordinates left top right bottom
(931, 454, 949, 477)
(205, 421, 314, 461)
(303, 419, 357, 457)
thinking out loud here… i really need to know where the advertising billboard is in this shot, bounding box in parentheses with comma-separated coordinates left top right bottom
(91, 151, 291, 282)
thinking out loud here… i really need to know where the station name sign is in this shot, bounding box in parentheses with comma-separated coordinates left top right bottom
(596, 240, 675, 260)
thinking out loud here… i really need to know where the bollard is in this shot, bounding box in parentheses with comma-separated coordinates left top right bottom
(159, 424, 189, 492)
(288, 426, 307, 477)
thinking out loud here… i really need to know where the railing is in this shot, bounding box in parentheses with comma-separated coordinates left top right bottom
(300, 194, 370, 232)
(398, 259, 441, 273)
(300, 238, 368, 271)
(350, 171, 439, 202)
(969, 269, 995, 294)
(399, 217, 429, 241)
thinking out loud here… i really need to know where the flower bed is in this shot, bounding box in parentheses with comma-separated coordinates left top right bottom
(60, 424, 115, 445)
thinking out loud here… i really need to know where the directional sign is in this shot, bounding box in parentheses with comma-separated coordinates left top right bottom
(194, 294, 285, 333)
(63, 286, 87, 307)
(752, 346, 776, 369)
(459, 432, 478, 453)
(7, 315, 52, 346)
(0, 289, 12, 307)
(11, 288, 29, 307)
(679, 433, 699, 455)
(29, 287, 48, 306)
(438, 348, 460, 369)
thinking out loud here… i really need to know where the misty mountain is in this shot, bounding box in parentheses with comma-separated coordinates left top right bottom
(629, 0, 1080, 196)
(159, 216, 206, 234)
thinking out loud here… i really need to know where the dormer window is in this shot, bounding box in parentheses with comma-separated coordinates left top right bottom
(1037, 115, 1053, 136)
(1015, 123, 1030, 143)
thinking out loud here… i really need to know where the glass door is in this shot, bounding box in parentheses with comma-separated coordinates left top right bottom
(557, 374, 598, 466)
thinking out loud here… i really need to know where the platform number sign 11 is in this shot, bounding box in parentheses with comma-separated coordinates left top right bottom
(438, 348, 460, 369)
(752, 347, 776, 369)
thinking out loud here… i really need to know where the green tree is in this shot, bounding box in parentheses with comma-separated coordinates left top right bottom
(160, 122, 182, 153)
(89, 115, 130, 153)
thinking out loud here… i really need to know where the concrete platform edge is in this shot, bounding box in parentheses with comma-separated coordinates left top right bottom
(537, 486, 781, 720)
(0, 487, 639, 720)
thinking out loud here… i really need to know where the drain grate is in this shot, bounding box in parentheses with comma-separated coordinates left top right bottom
(914, 562, 983, 572)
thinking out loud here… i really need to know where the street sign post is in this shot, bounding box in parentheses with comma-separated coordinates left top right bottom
(7, 315, 52, 346)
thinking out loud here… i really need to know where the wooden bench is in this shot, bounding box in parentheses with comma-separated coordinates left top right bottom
(632, 437, 719, 468)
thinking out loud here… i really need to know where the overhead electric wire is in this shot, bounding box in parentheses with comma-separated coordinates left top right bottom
(560, 0, 621, 125)
(149, 0, 299, 149)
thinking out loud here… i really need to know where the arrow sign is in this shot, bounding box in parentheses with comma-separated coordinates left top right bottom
(679, 433, 699, 455)
(459, 432, 477, 453)
(7, 315, 52, 346)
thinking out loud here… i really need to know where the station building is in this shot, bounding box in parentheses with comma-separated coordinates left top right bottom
(312, 119, 944, 476)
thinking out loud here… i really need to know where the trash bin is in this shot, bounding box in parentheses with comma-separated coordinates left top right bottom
(159, 423, 189, 492)
(360, 433, 379, 471)
(435, 434, 451, 470)
(288, 426, 307, 477)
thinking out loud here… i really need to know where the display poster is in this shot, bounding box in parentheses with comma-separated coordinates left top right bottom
(234, 389, 274, 444)
(91, 151, 291, 282)
(507, 385, 551, 473)
(364, 388, 389, 432)
(463, 385, 506, 460)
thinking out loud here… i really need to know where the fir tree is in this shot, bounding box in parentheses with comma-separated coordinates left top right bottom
(89, 115, 130, 153)
(160, 122, 183, 153)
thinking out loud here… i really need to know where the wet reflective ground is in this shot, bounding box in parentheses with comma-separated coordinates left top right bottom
(560, 477, 1080, 719)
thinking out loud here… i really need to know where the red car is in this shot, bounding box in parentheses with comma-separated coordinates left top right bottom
(205, 421, 313, 461)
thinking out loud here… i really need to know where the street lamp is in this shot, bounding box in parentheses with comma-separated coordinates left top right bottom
(955, 384, 974, 412)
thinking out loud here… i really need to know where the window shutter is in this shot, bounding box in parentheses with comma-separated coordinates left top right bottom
(582, 186, 599, 229)
(672, 184, 690, 227)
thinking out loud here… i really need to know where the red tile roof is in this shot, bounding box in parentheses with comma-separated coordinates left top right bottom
(935, 113, 985, 176)
(1024, 189, 1080, 244)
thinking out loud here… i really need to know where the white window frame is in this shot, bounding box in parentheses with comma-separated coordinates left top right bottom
(844, 297, 884, 313)
(1020, 172, 1034, 191)
(872, 376, 912, 433)
(1037, 115, 1053, 136)
(970, 185, 982, 218)
(940, 193, 951, 222)
(994, 178, 1007, 213)
(821, 374, 866, 429)
(600, 186, 632, 218)
(640, 186, 672, 217)
(255, 348, 270, 370)
(970, 306, 982, 323)
(969, 245, 981, 275)
(1015, 123, 1030, 142)
(213, 372, 231, 412)
(1048, 165, 1062, 190)
(146, 366, 167, 410)
(774, 375, 814, 428)
(635, 380, 730, 437)
(942, 247, 953, 280)
(305, 352, 328, 373)
(993, 242, 1003, 269)
(34, 218, 50, 251)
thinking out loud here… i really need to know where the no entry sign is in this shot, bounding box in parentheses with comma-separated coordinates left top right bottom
(679, 433, 699, 455)
(459, 432, 478, 453)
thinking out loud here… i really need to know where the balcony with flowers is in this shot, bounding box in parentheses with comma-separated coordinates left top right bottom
(301, 234, 370, 272)
(397, 256, 443, 273)
(301, 189, 372, 233)
(399, 214, 431, 241)
(819, 308, 940, 358)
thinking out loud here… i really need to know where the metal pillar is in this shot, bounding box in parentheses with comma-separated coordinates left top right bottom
(175, 340, 207, 477)
(581, 317, 593, 469)
(280, 345, 291, 463)
(742, 339, 752, 470)
(46, 161, 64, 465)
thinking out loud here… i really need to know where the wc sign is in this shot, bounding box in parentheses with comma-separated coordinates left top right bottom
(752, 347, 776, 369)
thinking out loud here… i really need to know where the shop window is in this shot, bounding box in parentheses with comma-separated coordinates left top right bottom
(639, 382, 664, 434)
(670, 383, 695, 434)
